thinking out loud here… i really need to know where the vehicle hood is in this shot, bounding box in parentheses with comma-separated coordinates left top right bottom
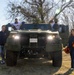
(10, 29, 59, 34)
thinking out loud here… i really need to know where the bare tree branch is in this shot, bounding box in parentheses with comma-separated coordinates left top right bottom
(7, 0, 74, 24)
(53, 0, 73, 19)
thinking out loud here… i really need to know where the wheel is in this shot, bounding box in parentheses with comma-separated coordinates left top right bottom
(6, 50, 18, 66)
(52, 51, 62, 67)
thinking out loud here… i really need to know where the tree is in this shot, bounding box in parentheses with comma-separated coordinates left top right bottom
(7, 0, 74, 24)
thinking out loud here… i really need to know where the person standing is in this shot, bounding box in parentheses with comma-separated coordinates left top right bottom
(53, 18, 59, 31)
(0, 25, 9, 64)
(12, 18, 22, 30)
(68, 29, 74, 70)
(49, 18, 59, 31)
(49, 20, 55, 31)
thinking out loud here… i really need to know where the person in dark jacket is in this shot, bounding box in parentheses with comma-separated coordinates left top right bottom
(0, 25, 9, 64)
(68, 29, 74, 70)
(49, 19, 59, 31)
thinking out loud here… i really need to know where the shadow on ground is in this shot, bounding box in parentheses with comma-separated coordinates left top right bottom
(0, 58, 60, 75)
(63, 69, 73, 75)
(55, 69, 73, 75)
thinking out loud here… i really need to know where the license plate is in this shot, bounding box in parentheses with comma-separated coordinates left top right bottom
(30, 38, 38, 43)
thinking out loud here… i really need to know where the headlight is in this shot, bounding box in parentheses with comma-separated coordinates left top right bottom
(12, 35, 20, 40)
(47, 35, 55, 40)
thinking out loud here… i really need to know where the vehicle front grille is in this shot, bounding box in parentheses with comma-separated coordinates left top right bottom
(20, 33, 46, 48)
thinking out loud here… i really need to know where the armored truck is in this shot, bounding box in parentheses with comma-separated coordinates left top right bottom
(5, 23, 62, 67)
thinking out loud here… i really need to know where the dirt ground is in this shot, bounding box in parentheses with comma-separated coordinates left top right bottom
(0, 51, 74, 75)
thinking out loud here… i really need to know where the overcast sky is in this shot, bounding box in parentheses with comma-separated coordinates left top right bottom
(0, 0, 8, 29)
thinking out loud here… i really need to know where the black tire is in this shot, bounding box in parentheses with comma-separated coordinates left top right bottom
(52, 51, 62, 67)
(6, 50, 18, 66)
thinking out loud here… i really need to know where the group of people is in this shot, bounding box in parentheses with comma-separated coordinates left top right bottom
(0, 18, 74, 70)
(0, 18, 20, 64)
(50, 19, 74, 70)
(0, 18, 58, 64)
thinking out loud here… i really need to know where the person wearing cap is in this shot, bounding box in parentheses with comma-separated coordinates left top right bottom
(12, 18, 22, 30)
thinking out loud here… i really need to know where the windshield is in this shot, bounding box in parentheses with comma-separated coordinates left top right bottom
(20, 24, 49, 30)
(6, 23, 69, 33)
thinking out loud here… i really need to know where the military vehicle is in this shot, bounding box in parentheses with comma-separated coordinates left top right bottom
(5, 23, 63, 67)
